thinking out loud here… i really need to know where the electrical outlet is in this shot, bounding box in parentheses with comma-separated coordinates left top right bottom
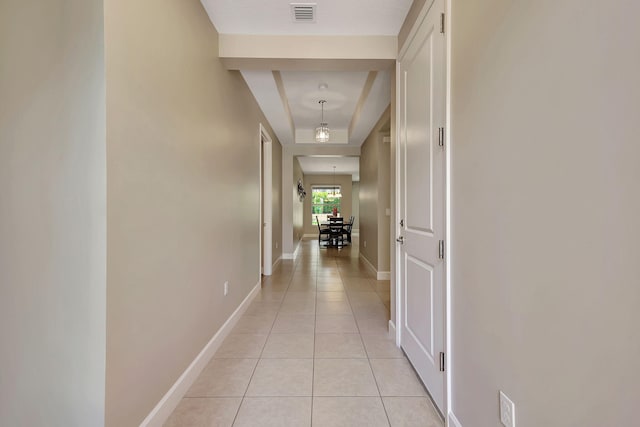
(364, 240, 367, 248)
(499, 391, 515, 427)
(223, 281, 229, 296)
(275, 242, 278, 249)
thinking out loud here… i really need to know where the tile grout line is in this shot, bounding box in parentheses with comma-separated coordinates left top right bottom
(218, 238, 399, 426)
(337, 260, 368, 355)
(365, 338, 393, 427)
(310, 241, 317, 427)
(338, 248, 394, 427)
(219, 240, 416, 424)
(230, 256, 296, 426)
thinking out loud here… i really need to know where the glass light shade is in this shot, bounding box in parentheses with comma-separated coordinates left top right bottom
(315, 123, 330, 143)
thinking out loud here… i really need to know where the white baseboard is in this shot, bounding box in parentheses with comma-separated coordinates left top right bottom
(388, 320, 396, 338)
(262, 255, 282, 276)
(139, 281, 262, 427)
(359, 253, 377, 278)
(272, 256, 281, 271)
(377, 271, 391, 280)
(359, 254, 389, 281)
(448, 412, 462, 427)
(282, 240, 302, 260)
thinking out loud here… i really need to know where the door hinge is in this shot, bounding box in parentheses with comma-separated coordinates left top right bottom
(440, 13, 445, 34)
(439, 352, 445, 372)
(438, 240, 445, 259)
(438, 127, 445, 147)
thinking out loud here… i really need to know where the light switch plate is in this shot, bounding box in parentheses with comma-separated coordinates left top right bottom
(499, 391, 515, 427)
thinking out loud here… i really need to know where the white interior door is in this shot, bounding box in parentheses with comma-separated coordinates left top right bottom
(261, 126, 273, 276)
(397, 0, 446, 412)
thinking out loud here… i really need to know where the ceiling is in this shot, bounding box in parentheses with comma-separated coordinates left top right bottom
(201, 0, 413, 36)
(201, 0, 411, 154)
(242, 69, 391, 146)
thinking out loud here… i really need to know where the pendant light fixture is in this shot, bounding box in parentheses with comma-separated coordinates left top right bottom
(315, 100, 330, 143)
(326, 166, 342, 200)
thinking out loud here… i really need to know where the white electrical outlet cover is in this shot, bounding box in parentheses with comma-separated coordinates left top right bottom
(499, 391, 515, 427)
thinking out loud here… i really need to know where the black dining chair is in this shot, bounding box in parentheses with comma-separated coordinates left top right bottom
(316, 216, 331, 246)
(328, 221, 344, 248)
(342, 216, 355, 243)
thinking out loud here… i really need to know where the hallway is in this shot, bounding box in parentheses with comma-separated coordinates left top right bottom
(165, 238, 443, 426)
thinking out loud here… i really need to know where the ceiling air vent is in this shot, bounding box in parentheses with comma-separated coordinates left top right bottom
(291, 3, 316, 23)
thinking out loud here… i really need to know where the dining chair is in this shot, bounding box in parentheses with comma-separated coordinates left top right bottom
(342, 216, 354, 243)
(316, 216, 331, 246)
(328, 221, 344, 248)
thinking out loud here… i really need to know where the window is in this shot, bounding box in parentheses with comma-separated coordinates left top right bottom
(311, 186, 342, 225)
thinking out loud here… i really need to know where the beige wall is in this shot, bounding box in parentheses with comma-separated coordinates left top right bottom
(303, 174, 353, 235)
(292, 157, 305, 246)
(351, 181, 360, 230)
(0, 0, 107, 425)
(450, 0, 640, 425)
(360, 129, 379, 268)
(272, 139, 283, 263)
(377, 137, 391, 273)
(105, 0, 280, 425)
(359, 108, 391, 271)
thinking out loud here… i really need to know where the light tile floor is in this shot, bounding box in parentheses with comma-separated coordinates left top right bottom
(165, 237, 443, 427)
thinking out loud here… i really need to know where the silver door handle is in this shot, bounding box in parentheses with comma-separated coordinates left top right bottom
(396, 236, 404, 244)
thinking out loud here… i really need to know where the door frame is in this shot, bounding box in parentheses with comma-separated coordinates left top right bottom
(393, 0, 452, 420)
(259, 124, 273, 276)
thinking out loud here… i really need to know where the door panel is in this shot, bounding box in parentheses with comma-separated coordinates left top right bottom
(398, 0, 445, 412)
(405, 37, 434, 234)
(406, 255, 434, 358)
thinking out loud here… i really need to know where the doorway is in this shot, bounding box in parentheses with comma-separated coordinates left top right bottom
(260, 124, 273, 276)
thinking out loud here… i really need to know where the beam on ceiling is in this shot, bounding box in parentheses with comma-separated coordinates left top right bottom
(349, 71, 378, 138)
(272, 71, 296, 140)
(220, 35, 397, 70)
